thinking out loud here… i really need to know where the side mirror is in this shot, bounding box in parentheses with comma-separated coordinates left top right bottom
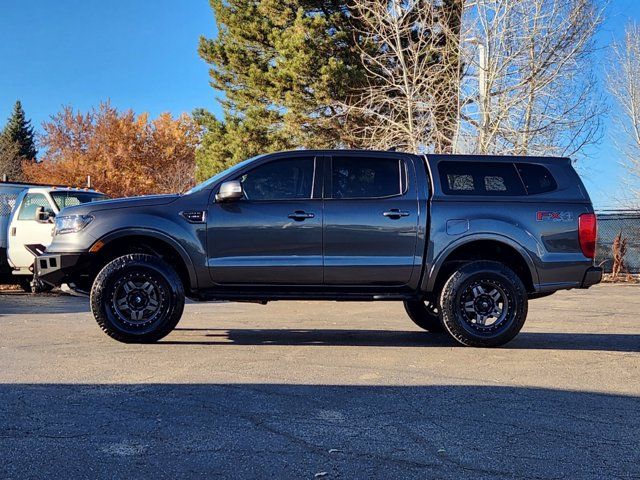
(215, 180, 243, 202)
(35, 206, 54, 224)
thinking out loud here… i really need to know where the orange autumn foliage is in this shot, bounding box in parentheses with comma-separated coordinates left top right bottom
(23, 103, 201, 197)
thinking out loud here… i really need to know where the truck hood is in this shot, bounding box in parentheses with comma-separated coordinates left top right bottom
(59, 194, 181, 216)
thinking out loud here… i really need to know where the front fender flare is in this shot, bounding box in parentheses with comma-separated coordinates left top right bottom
(92, 228, 199, 290)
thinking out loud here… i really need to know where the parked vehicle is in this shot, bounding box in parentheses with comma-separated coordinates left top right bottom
(35, 150, 601, 346)
(1, 182, 26, 289)
(0, 181, 107, 291)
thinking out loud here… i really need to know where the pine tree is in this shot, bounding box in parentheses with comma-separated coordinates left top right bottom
(2, 101, 37, 160)
(0, 134, 24, 181)
(195, 0, 464, 180)
(0, 101, 37, 181)
(195, 0, 368, 180)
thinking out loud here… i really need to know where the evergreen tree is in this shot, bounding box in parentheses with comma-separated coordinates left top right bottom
(195, 0, 367, 180)
(0, 134, 24, 181)
(196, 0, 464, 179)
(0, 101, 37, 181)
(2, 101, 37, 160)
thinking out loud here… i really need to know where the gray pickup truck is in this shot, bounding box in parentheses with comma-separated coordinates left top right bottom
(35, 150, 601, 347)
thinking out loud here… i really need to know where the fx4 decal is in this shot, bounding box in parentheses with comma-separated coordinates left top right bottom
(536, 211, 573, 222)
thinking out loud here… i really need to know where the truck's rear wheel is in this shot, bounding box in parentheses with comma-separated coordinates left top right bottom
(90, 254, 184, 343)
(439, 261, 528, 347)
(403, 300, 445, 332)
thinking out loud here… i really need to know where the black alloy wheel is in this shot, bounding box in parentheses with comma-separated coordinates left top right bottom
(439, 261, 528, 347)
(90, 254, 185, 343)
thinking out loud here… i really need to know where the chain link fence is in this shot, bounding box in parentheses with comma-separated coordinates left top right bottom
(596, 210, 640, 274)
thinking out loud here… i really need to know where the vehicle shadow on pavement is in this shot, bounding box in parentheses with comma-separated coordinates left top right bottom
(169, 328, 640, 352)
(1, 383, 637, 479)
(0, 293, 89, 315)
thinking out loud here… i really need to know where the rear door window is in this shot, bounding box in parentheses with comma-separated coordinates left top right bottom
(330, 156, 406, 199)
(515, 163, 557, 194)
(439, 162, 525, 196)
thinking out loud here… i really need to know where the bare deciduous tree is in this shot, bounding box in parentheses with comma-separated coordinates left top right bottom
(339, 0, 464, 153)
(611, 231, 629, 280)
(459, 0, 604, 157)
(338, 0, 603, 159)
(154, 159, 197, 194)
(607, 23, 640, 205)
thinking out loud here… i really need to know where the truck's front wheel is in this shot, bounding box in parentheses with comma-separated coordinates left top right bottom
(90, 254, 185, 343)
(439, 261, 528, 347)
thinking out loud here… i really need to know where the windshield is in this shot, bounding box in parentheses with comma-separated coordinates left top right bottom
(184, 155, 265, 195)
(50, 191, 109, 210)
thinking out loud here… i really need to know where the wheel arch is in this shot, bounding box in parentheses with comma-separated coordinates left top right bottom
(90, 228, 198, 293)
(424, 235, 539, 295)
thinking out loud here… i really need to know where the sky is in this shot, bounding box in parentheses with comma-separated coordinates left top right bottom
(0, 0, 639, 209)
(0, 0, 220, 126)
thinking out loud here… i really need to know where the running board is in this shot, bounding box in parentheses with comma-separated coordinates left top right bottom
(195, 291, 418, 302)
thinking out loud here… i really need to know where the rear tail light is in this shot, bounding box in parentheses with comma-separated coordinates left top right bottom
(578, 213, 597, 259)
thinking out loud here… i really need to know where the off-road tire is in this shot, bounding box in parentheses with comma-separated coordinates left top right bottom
(403, 300, 445, 332)
(90, 254, 185, 343)
(439, 261, 528, 347)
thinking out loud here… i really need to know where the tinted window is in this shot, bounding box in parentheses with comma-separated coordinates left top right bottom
(439, 162, 525, 196)
(18, 193, 54, 220)
(331, 156, 404, 199)
(516, 163, 557, 194)
(240, 157, 315, 201)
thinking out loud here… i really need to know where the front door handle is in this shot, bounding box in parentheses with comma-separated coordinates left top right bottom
(288, 211, 315, 221)
(383, 209, 410, 219)
(10, 227, 16, 236)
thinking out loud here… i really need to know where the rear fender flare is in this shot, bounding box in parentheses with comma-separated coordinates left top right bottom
(423, 233, 540, 293)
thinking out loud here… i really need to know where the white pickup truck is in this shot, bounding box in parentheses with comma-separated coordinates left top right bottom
(0, 181, 107, 291)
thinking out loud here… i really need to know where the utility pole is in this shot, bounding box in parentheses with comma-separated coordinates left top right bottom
(468, 37, 489, 153)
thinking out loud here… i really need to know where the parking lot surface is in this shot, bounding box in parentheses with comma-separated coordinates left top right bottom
(1, 284, 639, 479)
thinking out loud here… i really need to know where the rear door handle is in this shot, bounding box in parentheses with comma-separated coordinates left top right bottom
(383, 209, 410, 219)
(10, 227, 16, 236)
(288, 211, 315, 221)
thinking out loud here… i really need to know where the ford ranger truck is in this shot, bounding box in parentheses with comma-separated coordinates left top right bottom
(34, 150, 602, 347)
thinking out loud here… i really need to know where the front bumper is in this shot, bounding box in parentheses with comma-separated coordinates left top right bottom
(581, 266, 603, 288)
(35, 252, 87, 287)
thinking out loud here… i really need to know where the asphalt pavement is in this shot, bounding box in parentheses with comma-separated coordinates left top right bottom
(1, 284, 639, 479)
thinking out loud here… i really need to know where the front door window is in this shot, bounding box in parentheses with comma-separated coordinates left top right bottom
(207, 156, 322, 285)
(18, 193, 54, 220)
(240, 158, 316, 201)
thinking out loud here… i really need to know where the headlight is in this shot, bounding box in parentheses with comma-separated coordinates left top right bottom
(53, 215, 94, 235)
